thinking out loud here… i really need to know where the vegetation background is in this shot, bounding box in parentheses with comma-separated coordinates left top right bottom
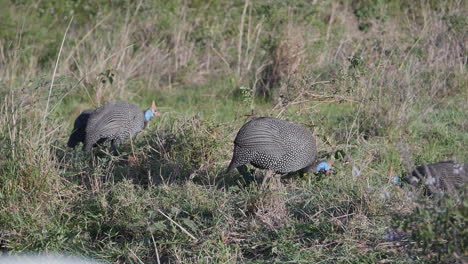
(0, 0, 466, 263)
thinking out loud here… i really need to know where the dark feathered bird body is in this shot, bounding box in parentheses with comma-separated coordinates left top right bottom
(407, 161, 467, 193)
(228, 117, 317, 174)
(67, 109, 95, 148)
(83, 102, 149, 151)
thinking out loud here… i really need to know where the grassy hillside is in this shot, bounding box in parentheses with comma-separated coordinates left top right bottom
(0, 0, 466, 263)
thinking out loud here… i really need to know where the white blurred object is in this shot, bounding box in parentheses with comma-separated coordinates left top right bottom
(352, 166, 361, 179)
(0, 254, 105, 264)
(425, 176, 436, 185)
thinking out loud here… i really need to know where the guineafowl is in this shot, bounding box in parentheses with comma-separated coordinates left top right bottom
(74, 101, 159, 152)
(227, 117, 332, 175)
(67, 109, 94, 148)
(404, 161, 467, 194)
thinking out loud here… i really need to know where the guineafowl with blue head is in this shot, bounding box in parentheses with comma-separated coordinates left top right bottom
(227, 117, 333, 175)
(68, 101, 159, 152)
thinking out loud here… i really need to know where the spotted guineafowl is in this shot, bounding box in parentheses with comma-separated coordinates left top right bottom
(404, 161, 467, 194)
(79, 101, 159, 152)
(227, 117, 332, 174)
(67, 109, 94, 148)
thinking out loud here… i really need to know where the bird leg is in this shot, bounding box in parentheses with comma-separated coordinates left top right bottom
(237, 165, 254, 183)
(111, 139, 121, 156)
(261, 170, 275, 190)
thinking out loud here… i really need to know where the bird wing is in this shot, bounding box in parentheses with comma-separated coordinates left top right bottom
(442, 162, 468, 187)
(87, 103, 129, 138)
(234, 118, 287, 157)
(412, 161, 468, 191)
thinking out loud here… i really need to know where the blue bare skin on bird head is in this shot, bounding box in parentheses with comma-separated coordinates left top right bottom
(316, 161, 333, 175)
(392, 176, 401, 184)
(144, 109, 159, 121)
(145, 100, 160, 121)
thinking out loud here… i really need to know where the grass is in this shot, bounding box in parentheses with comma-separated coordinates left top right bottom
(0, 0, 467, 263)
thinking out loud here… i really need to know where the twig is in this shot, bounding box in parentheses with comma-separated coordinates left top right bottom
(43, 16, 73, 121)
(302, 91, 359, 103)
(326, 2, 336, 41)
(150, 232, 161, 264)
(210, 45, 230, 70)
(157, 209, 197, 241)
(237, 0, 249, 78)
(275, 107, 286, 118)
(129, 248, 144, 264)
(333, 212, 355, 219)
(300, 209, 323, 220)
(247, 22, 263, 72)
(308, 80, 333, 86)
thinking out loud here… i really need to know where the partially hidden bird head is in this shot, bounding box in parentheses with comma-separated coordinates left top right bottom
(315, 160, 334, 175)
(145, 101, 160, 121)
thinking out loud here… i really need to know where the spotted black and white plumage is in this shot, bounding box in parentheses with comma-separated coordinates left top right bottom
(227, 117, 317, 174)
(406, 161, 467, 193)
(71, 101, 158, 152)
(67, 109, 94, 148)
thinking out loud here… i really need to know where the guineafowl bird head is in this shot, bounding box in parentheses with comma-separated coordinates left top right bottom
(315, 161, 333, 175)
(144, 101, 160, 121)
